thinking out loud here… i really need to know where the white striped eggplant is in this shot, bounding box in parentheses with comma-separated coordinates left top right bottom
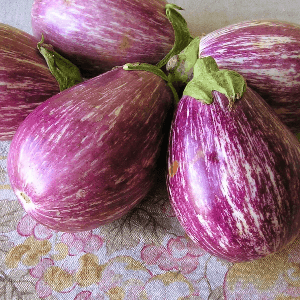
(0, 23, 60, 140)
(167, 57, 300, 262)
(167, 20, 300, 133)
(199, 20, 300, 133)
(31, 0, 176, 77)
(7, 66, 174, 232)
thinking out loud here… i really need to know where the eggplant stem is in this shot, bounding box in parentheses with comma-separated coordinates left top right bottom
(166, 36, 200, 86)
(156, 4, 193, 69)
(123, 63, 179, 104)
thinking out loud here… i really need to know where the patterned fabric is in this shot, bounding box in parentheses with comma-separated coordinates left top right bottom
(1, 140, 300, 299)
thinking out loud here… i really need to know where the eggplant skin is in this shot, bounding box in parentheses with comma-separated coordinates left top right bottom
(199, 20, 300, 134)
(7, 67, 173, 232)
(167, 89, 300, 262)
(0, 23, 60, 141)
(31, 0, 175, 77)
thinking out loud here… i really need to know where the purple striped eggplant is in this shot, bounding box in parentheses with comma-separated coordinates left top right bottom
(167, 20, 300, 133)
(31, 0, 175, 77)
(200, 20, 300, 133)
(167, 56, 300, 262)
(0, 23, 60, 141)
(7, 66, 174, 232)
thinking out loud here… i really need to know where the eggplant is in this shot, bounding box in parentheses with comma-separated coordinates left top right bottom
(200, 20, 300, 133)
(167, 20, 300, 133)
(167, 56, 300, 262)
(31, 0, 176, 77)
(7, 66, 174, 232)
(0, 23, 60, 141)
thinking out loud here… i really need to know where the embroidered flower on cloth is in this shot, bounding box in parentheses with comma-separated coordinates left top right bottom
(17, 214, 53, 240)
(30, 257, 76, 298)
(141, 236, 206, 274)
(60, 232, 103, 256)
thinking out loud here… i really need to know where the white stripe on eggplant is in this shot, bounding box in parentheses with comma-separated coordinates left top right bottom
(167, 88, 300, 262)
(7, 67, 173, 232)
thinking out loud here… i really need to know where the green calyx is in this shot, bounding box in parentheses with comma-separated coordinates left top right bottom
(123, 62, 179, 104)
(296, 132, 300, 142)
(37, 35, 83, 91)
(182, 56, 247, 105)
(166, 36, 200, 85)
(156, 4, 193, 69)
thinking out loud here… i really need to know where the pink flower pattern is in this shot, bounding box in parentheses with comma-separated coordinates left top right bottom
(141, 236, 206, 274)
(17, 214, 53, 240)
(60, 231, 103, 256)
(30, 258, 76, 298)
(74, 291, 93, 300)
(74, 257, 152, 300)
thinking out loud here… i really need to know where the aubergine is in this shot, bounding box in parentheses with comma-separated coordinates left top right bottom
(167, 20, 300, 134)
(167, 57, 300, 262)
(7, 66, 174, 232)
(31, 0, 176, 77)
(199, 20, 300, 134)
(0, 23, 60, 140)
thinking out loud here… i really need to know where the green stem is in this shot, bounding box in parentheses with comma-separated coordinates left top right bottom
(37, 35, 83, 91)
(156, 4, 193, 69)
(166, 36, 200, 85)
(123, 63, 179, 104)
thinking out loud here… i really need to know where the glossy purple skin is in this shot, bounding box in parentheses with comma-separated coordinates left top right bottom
(7, 67, 173, 232)
(167, 89, 300, 262)
(31, 0, 175, 77)
(0, 23, 60, 141)
(199, 20, 300, 134)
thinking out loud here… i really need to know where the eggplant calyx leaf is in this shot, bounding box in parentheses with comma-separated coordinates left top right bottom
(166, 36, 200, 85)
(123, 62, 179, 104)
(156, 4, 193, 69)
(37, 35, 83, 91)
(296, 132, 300, 143)
(183, 56, 247, 105)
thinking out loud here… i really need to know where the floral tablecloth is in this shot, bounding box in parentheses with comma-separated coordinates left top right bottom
(1, 140, 300, 300)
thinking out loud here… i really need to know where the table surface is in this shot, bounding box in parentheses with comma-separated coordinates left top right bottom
(1, 1, 300, 299)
